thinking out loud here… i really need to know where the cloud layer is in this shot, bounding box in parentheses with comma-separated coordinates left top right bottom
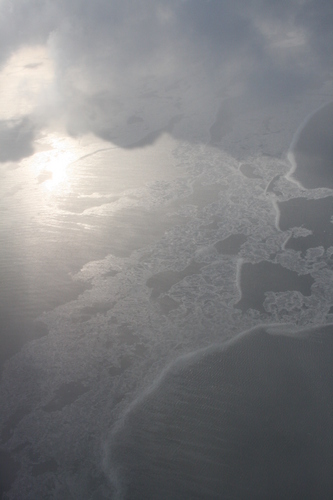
(0, 0, 332, 149)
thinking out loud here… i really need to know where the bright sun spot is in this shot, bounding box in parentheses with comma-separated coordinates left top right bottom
(21, 133, 80, 195)
(38, 136, 79, 192)
(40, 148, 76, 192)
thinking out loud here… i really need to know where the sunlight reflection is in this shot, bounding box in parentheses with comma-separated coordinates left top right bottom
(29, 134, 79, 193)
(41, 150, 76, 192)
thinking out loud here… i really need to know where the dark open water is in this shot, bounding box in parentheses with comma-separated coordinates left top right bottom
(291, 102, 333, 190)
(109, 324, 333, 499)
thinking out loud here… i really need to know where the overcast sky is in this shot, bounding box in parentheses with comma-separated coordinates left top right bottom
(0, 0, 332, 156)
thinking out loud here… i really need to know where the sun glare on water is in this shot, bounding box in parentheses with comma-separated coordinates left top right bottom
(31, 134, 79, 193)
(0, 44, 80, 194)
(43, 151, 73, 191)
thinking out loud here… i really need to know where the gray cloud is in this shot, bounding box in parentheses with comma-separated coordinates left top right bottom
(0, 117, 36, 163)
(0, 0, 57, 67)
(0, 0, 331, 148)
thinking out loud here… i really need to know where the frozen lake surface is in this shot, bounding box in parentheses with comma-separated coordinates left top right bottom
(0, 38, 333, 498)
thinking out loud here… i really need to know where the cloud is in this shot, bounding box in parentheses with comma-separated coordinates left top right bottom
(0, 117, 35, 162)
(0, 0, 331, 148)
